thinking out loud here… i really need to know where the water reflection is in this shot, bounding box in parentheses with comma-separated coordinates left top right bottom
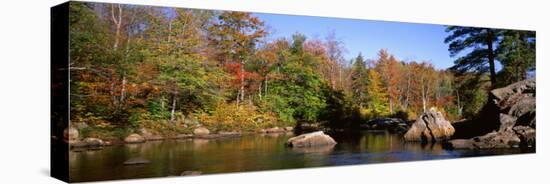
(69, 131, 531, 182)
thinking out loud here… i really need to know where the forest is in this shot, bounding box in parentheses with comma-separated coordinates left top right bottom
(68, 2, 536, 140)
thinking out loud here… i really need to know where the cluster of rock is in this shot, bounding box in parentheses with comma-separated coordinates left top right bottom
(404, 107, 455, 142)
(446, 79, 536, 149)
(361, 118, 411, 134)
(64, 126, 112, 149)
(260, 126, 294, 134)
(68, 125, 297, 150)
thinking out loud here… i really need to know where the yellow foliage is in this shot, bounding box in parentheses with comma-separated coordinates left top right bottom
(199, 101, 278, 132)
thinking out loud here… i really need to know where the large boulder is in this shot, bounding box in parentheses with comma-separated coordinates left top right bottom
(193, 127, 210, 136)
(404, 108, 455, 142)
(286, 131, 337, 147)
(447, 79, 536, 149)
(124, 134, 145, 143)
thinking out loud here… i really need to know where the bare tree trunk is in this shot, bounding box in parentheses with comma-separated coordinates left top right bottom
(239, 61, 245, 104)
(258, 82, 262, 100)
(119, 75, 126, 110)
(456, 89, 462, 116)
(404, 72, 411, 109)
(168, 20, 172, 43)
(389, 98, 393, 114)
(486, 29, 497, 89)
(170, 91, 177, 121)
(264, 75, 268, 98)
(111, 4, 122, 51)
(422, 84, 426, 112)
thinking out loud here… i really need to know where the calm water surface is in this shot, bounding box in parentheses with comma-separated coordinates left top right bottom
(69, 131, 532, 182)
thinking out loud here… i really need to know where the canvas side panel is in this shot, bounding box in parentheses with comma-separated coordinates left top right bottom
(51, 1, 70, 182)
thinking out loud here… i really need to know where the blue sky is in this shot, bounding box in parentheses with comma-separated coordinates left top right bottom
(254, 13, 455, 70)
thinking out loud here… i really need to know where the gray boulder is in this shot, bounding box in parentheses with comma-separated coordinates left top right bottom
(286, 131, 337, 147)
(404, 108, 455, 142)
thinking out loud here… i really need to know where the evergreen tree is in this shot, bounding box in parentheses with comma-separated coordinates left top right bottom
(445, 26, 502, 89)
(496, 30, 536, 85)
(350, 53, 368, 108)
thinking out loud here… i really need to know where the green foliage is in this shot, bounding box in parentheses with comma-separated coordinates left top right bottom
(496, 30, 536, 86)
(265, 34, 328, 124)
(146, 99, 171, 120)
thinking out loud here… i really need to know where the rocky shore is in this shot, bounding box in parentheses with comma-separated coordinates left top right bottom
(66, 126, 295, 149)
(445, 79, 536, 149)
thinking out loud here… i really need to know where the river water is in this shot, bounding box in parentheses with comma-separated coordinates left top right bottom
(69, 131, 532, 182)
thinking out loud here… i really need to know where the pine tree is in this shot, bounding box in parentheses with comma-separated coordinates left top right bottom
(496, 30, 536, 85)
(445, 26, 501, 89)
(351, 53, 368, 108)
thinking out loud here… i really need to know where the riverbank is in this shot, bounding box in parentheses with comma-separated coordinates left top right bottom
(67, 125, 296, 149)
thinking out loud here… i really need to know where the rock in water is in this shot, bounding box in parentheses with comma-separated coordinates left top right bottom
(447, 79, 536, 149)
(361, 118, 410, 134)
(193, 127, 210, 136)
(286, 131, 337, 147)
(404, 107, 455, 142)
(124, 134, 145, 143)
(266, 127, 285, 133)
(123, 158, 150, 165)
(181, 171, 202, 176)
(83, 137, 104, 147)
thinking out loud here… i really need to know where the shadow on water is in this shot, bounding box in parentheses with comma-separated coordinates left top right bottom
(69, 130, 533, 182)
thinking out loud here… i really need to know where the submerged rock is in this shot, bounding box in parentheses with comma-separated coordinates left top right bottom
(123, 157, 150, 165)
(404, 108, 455, 142)
(145, 135, 164, 141)
(172, 134, 193, 139)
(180, 171, 202, 176)
(124, 134, 145, 143)
(217, 131, 242, 138)
(286, 131, 337, 148)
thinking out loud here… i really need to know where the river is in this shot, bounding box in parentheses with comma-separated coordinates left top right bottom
(69, 130, 532, 182)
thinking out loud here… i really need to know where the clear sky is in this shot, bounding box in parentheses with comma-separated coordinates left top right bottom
(254, 13, 455, 70)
